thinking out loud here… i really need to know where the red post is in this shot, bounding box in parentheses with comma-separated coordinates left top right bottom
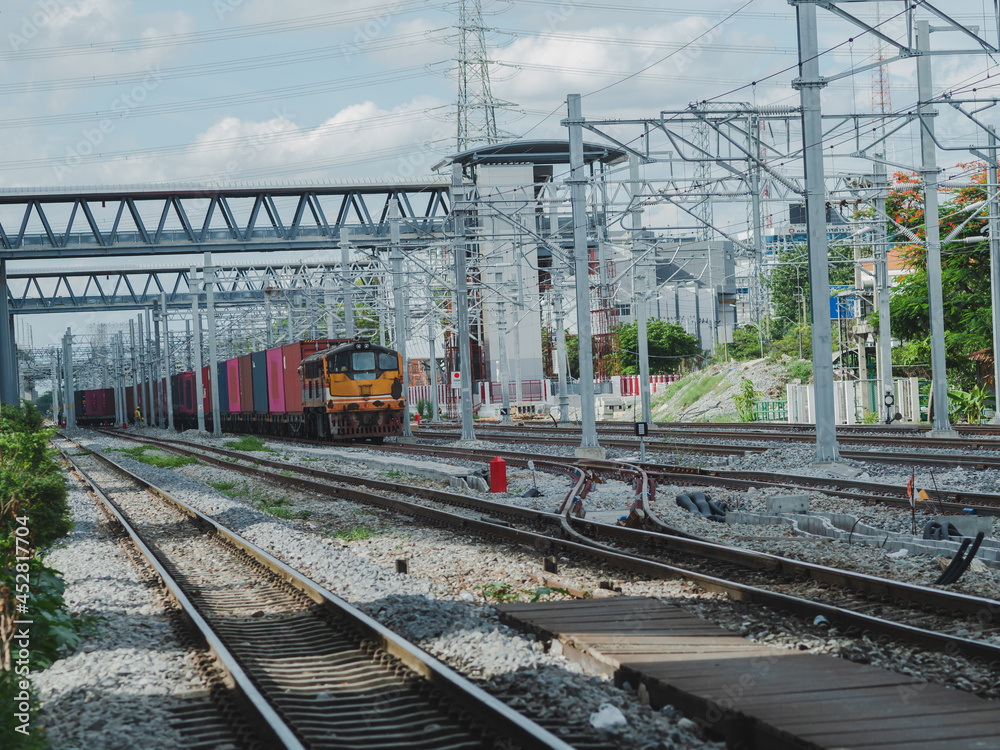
(489, 456, 507, 493)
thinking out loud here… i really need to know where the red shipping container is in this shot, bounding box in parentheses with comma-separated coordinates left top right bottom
(226, 358, 241, 413)
(238, 354, 253, 413)
(201, 365, 213, 416)
(280, 339, 348, 414)
(266, 347, 286, 413)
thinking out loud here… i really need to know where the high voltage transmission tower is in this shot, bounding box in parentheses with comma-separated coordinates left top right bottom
(455, 0, 506, 151)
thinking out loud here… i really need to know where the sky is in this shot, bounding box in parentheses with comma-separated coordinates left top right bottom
(6, 0, 1000, 359)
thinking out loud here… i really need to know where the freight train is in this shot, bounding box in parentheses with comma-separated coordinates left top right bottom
(72, 338, 406, 442)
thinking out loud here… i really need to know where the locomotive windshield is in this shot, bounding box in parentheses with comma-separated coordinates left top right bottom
(352, 352, 376, 378)
(321, 346, 399, 379)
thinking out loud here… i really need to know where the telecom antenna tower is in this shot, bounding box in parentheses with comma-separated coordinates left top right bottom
(456, 0, 504, 151)
(870, 2, 893, 142)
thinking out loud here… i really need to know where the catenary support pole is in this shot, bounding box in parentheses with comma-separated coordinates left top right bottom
(566, 93, 603, 457)
(342, 236, 356, 339)
(63, 328, 75, 428)
(162, 293, 174, 431)
(495, 274, 512, 424)
(428, 312, 439, 422)
(873, 156, 896, 423)
(51, 354, 60, 424)
(153, 302, 163, 428)
(0, 259, 17, 405)
(553, 268, 570, 424)
(451, 164, 476, 441)
(916, 21, 954, 435)
(630, 155, 651, 423)
(146, 307, 156, 427)
(191, 266, 205, 432)
(130, 320, 138, 421)
(791, 3, 840, 462)
(204, 253, 222, 437)
(988, 129, 1000, 424)
(390, 200, 413, 438)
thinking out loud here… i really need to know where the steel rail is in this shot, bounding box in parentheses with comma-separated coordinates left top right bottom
(360, 432, 1000, 515)
(93, 430, 1000, 668)
(415, 423, 1000, 470)
(58, 446, 306, 750)
(59, 434, 576, 750)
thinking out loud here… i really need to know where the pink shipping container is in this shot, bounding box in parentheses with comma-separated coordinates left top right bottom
(226, 358, 241, 413)
(266, 347, 286, 413)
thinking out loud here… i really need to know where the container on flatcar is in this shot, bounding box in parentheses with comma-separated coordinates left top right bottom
(73, 390, 85, 423)
(251, 351, 268, 413)
(266, 347, 285, 413)
(226, 358, 241, 413)
(237, 355, 253, 413)
(217, 361, 230, 415)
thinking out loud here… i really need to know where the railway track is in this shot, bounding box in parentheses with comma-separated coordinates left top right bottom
(56, 435, 576, 750)
(86, 430, 1000, 673)
(415, 423, 1000, 470)
(363, 429, 1000, 515)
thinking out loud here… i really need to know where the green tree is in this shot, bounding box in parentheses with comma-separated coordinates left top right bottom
(728, 326, 765, 360)
(766, 245, 856, 341)
(885, 168, 992, 388)
(615, 320, 701, 375)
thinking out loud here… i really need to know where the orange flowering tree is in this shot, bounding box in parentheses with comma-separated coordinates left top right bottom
(886, 165, 993, 386)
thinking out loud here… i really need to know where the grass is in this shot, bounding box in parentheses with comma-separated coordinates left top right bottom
(787, 360, 813, 383)
(115, 445, 198, 469)
(335, 526, 380, 542)
(223, 435, 274, 452)
(210, 480, 309, 519)
(382, 470, 404, 479)
(675, 374, 725, 411)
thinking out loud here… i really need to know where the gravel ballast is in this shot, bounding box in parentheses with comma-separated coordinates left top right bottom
(31, 475, 209, 750)
(50, 426, 1000, 747)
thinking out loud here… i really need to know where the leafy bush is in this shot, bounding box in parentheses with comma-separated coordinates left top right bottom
(949, 385, 995, 423)
(415, 399, 433, 420)
(733, 378, 759, 423)
(786, 360, 813, 383)
(1, 402, 81, 748)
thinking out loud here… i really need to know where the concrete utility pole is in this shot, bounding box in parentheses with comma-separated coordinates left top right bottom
(549, 220, 570, 425)
(566, 93, 604, 458)
(495, 273, 512, 424)
(873, 156, 895, 423)
(129, 320, 138, 421)
(162, 293, 174, 431)
(791, 3, 840, 462)
(916, 21, 954, 435)
(0, 259, 17, 405)
(451, 164, 477, 441)
(62, 328, 75, 428)
(153, 302, 163, 427)
(50, 353, 60, 423)
(630, 154, 651, 424)
(190, 266, 205, 432)
(115, 333, 124, 427)
(204, 253, 222, 437)
(390, 200, 413, 439)
(988, 128, 1000, 424)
